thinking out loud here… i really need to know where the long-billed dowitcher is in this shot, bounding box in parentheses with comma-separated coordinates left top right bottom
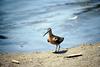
(43, 28, 64, 52)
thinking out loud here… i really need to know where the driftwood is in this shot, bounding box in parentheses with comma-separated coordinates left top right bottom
(98, 46, 100, 48)
(12, 60, 20, 64)
(66, 53, 83, 58)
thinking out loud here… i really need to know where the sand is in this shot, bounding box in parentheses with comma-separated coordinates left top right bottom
(0, 43, 100, 67)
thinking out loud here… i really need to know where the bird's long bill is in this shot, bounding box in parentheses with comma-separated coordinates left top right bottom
(43, 31, 49, 37)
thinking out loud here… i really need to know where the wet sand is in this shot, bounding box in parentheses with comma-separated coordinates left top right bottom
(0, 43, 100, 67)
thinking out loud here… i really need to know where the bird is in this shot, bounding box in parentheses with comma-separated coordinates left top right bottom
(43, 28, 64, 52)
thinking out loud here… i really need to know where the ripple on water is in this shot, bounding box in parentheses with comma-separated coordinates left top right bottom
(0, 0, 100, 52)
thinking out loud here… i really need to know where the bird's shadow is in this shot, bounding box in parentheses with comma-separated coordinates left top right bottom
(52, 49, 68, 54)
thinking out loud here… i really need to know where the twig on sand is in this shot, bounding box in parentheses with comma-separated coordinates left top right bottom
(65, 53, 83, 58)
(12, 60, 20, 64)
(98, 46, 100, 48)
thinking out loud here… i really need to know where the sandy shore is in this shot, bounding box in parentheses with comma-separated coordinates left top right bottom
(0, 43, 100, 67)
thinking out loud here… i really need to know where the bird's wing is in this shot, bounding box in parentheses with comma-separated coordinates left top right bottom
(52, 35, 64, 43)
(52, 36, 61, 42)
(52, 37, 58, 41)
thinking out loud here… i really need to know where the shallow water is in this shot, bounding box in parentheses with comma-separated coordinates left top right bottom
(0, 0, 100, 52)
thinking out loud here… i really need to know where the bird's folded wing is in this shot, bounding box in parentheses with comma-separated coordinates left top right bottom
(52, 37, 59, 41)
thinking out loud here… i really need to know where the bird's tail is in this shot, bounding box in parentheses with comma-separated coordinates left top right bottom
(60, 37, 64, 42)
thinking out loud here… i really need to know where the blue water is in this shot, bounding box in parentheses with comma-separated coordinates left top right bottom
(0, 0, 100, 53)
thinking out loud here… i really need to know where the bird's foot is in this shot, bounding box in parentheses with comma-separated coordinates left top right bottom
(54, 50, 59, 53)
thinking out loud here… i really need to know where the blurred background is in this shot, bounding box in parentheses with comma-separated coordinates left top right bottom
(0, 0, 100, 53)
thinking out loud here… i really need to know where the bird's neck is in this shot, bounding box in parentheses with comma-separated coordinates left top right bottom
(48, 30, 53, 37)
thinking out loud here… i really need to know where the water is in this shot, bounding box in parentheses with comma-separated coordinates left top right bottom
(0, 0, 100, 53)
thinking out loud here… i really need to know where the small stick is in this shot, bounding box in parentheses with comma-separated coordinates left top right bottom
(12, 60, 20, 64)
(66, 53, 83, 58)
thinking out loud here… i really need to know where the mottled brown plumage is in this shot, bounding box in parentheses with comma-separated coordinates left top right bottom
(43, 28, 64, 52)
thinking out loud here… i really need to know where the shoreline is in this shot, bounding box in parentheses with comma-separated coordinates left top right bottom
(0, 42, 100, 67)
(0, 42, 99, 54)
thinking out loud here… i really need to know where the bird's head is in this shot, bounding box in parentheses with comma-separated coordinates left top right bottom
(43, 28, 51, 36)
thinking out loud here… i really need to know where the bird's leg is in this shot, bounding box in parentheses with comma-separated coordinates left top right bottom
(55, 45, 58, 52)
(58, 45, 60, 52)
